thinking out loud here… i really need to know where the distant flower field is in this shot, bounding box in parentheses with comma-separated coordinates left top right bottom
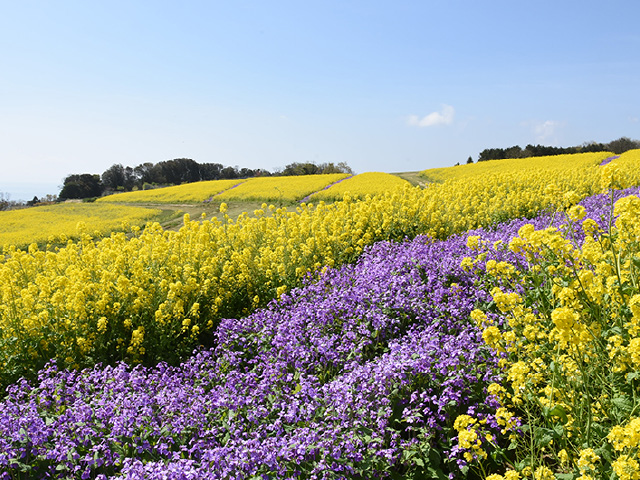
(420, 150, 611, 183)
(308, 171, 410, 201)
(97, 174, 353, 204)
(214, 173, 351, 202)
(0, 203, 161, 249)
(97, 178, 244, 203)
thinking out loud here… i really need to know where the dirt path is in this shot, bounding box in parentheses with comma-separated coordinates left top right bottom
(390, 171, 427, 187)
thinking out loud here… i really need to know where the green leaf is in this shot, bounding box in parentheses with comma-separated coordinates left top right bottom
(612, 396, 633, 413)
(626, 371, 640, 382)
(555, 473, 575, 480)
(426, 466, 448, 480)
(429, 447, 442, 467)
(547, 404, 568, 424)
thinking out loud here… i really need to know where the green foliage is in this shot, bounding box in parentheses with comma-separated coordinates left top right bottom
(476, 137, 640, 162)
(59, 174, 104, 200)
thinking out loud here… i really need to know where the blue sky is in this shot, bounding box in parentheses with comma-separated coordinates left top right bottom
(1, 0, 639, 200)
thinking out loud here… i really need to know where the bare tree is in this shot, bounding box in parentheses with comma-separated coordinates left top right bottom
(0, 192, 10, 211)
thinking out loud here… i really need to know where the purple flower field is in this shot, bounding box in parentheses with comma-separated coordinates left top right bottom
(1, 188, 636, 479)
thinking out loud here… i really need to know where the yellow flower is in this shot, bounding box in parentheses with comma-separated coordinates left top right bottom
(563, 190, 581, 206)
(600, 162, 620, 191)
(457, 428, 479, 449)
(558, 448, 569, 466)
(482, 325, 502, 347)
(466, 235, 480, 250)
(577, 448, 600, 473)
(97, 317, 108, 334)
(533, 465, 554, 480)
(567, 204, 586, 221)
(453, 414, 476, 431)
(612, 455, 640, 480)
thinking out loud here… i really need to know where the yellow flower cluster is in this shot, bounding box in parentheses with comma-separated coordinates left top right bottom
(472, 182, 640, 477)
(0, 190, 432, 384)
(453, 415, 488, 461)
(308, 172, 411, 202)
(0, 203, 162, 249)
(97, 178, 243, 203)
(486, 471, 521, 480)
(215, 174, 350, 202)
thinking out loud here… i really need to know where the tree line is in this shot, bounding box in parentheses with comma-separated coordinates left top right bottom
(466, 136, 640, 164)
(57, 160, 354, 201)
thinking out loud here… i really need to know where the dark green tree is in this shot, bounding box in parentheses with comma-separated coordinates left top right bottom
(59, 174, 104, 200)
(102, 164, 127, 191)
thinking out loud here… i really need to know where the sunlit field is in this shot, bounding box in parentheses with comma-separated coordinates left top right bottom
(97, 178, 244, 203)
(2, 150, 640, 479)
(420, 150, 612, 183)
(309, 171, 411, 201)
(0, 202, 162, 249)
(214, 173, 351, 202)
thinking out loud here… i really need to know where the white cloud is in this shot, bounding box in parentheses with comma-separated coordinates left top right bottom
(408, 104, 455, 127)
(533, 120, 561, 143)
(629, 115, 639, 123)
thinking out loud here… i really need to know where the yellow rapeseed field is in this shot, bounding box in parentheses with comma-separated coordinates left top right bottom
(0, 203, 162, 249)
(214, 173, 350, 202)
(97, 178, 245, 203)
(1, 149, 639, 387)
(309, 172, 411, 201)
(420, 151, 611, 183)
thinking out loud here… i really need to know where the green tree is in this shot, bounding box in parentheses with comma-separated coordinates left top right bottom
(102, 164, 127, 191)
(606, 136, 640, 154)
(59, 174, 104, 200)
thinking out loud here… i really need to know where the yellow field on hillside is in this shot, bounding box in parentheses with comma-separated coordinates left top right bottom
(308, 172, 411, 201)
(97, 179, 245, 203)
(215, 173, 350, 202)
(420, 151, 612, 183)
(0, 203, 162, 248)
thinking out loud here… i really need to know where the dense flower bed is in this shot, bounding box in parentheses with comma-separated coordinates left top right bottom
(1, 180, 634, 479)
(4, 153, 640, 390)
(0, 203, 162, 249)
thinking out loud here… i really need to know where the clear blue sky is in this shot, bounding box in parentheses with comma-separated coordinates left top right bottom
(1, 0, 639, 200)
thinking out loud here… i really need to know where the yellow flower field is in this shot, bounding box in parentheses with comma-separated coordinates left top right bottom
(420, 151, 611, 183)
(214, 173, 350, 202)
(97, 178, 245, 203)
(0, 203, 162, 249)
(308, 172, 410, 201)
(1, 150, 640, 388)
